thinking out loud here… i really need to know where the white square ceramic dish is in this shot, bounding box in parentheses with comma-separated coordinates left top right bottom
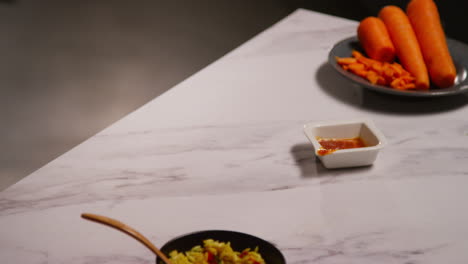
(303, 118, 387, 169)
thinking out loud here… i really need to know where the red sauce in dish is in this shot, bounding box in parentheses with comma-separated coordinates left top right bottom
(316, 137, 367, 155)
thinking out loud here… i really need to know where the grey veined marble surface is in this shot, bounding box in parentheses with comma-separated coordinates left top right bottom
(1, 9, 468, 264)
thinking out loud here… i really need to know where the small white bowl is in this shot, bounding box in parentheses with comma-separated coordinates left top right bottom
(303, 118, 387, 169)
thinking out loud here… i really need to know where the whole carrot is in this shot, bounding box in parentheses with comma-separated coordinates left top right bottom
(357, 17, 395, 62)
(379, 5, 430, 89)
(407, 0, 456, 88)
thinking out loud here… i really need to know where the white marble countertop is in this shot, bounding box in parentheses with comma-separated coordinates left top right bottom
(2, 9, 468, 264)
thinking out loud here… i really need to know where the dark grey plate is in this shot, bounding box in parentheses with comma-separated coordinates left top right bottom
(156, 230, 286, 264)
(328, 36, 468, 97)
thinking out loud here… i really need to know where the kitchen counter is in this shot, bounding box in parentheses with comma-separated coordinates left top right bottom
(1, 9, 468, 264)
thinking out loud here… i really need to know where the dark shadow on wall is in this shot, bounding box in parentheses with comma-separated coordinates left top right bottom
(0, 0, 15, 4)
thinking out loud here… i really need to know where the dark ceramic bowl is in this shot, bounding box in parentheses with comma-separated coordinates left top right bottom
(156, 230, 286, 264)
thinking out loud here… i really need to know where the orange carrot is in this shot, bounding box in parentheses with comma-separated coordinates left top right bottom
(357, 17, 396, 62)
(407, 0, 456, 88)
(379, 5, 430, 89)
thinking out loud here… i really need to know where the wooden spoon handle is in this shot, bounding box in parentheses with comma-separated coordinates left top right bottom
(81, 213, 172, 264)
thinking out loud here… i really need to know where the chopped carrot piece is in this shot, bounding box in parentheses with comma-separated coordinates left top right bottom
(336, 50, 418, 90)
(354, 69, 368, 78)
(377, 76, 387, 85)
(356, 56, 374, 67)
(402, 76, 415, 81)
(371, 62, 384, 74)
(403, 83, 416, 89)
(391, 77, 413, 90)
(352, 50, 364, 58)
(383, 65, 394, 79)
(366, 71, 379, 84)
(390, 63, 404, 75)
(336, 57, 357, 65)
(348, 63, 366, 71)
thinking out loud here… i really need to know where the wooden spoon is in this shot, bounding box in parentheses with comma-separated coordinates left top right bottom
(81, 213, 172, 264)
